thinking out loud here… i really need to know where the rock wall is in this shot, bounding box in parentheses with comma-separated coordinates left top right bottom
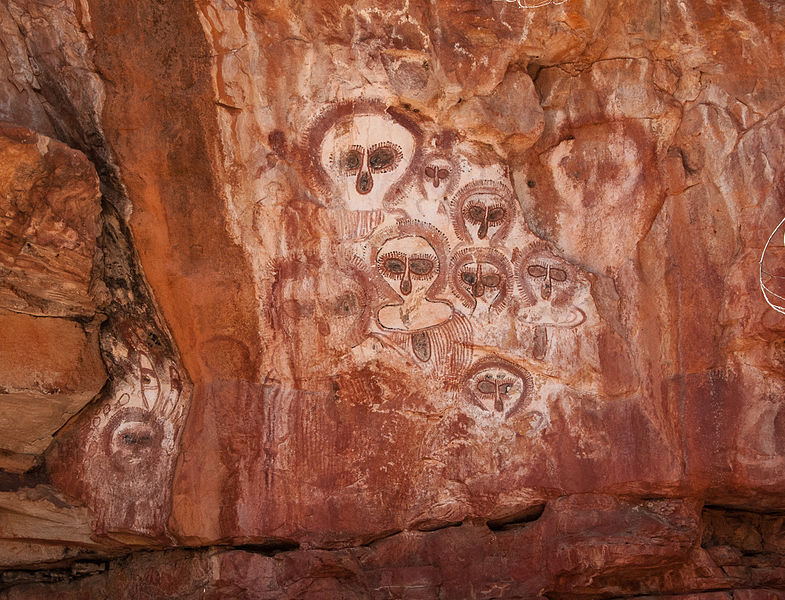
(2, 0, 785, 597)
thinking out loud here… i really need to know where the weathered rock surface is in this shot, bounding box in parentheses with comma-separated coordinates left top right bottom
(0, 123, 105, 472)
(1, 0, 785, 597)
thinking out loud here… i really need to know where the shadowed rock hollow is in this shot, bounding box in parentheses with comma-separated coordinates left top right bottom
(1, 0, 785, 597)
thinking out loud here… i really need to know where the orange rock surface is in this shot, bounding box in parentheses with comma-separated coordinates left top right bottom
(1, 0, 785, 597)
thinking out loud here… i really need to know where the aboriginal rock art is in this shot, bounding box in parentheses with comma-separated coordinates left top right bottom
(363, 220, 473, 378)
(418, 149, 463, 206)
(463, 356, 533, 418)
(78, 325, 189, 538)
(451, 180, 517, 245)
(232, 99, 626, 434)
(514, 243, 588, 360)
(450, 247, 513, 315)
(371, 221, 452, 332)
(268, 254, 371, 384)
(47, 211, 193, 541)
(305, 100, 423, 240)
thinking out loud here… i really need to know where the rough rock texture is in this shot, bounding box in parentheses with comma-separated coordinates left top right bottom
(1, 0, 785, 597)
(0, 122, 105, 471)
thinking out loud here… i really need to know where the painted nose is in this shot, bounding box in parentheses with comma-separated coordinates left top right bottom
(541, 277, 552, 300)
(400, 266, 412, 295)
(356, 169, 373, 194)
(317, 317, 331, 336)
(477, 206, 489, 239)
(494, 384, 504, 412)
(471, 264, 484, 298)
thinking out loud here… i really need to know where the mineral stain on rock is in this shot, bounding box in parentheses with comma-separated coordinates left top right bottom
(1, 0, 785, 597)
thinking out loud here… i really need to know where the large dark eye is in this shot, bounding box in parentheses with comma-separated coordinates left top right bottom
(121, 428, 153, 447)
(477, 380, 496, 394)
(482, 273, 501, 288)
(340, 149, 363, 174)
(487, 207, 505, 223)
(368, 144, 400, 172)
(409, 258, 434, 277)
(527, 265, 547, 278)
(549, 267, 568, 282)
(467, 204, 486, 222)
(424, 166, 436, 178)
(461, 271, 477, 285)
(332, 292, 359, 317)
(383, 257, 406, 275)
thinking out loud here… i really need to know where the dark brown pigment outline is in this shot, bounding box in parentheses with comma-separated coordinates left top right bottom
(450, 179, 517, 244)
(450, 246, 514, 314)
(302, 99, 424, 209)
(513, 244, 582, 309)
(463, 356, 534, 418)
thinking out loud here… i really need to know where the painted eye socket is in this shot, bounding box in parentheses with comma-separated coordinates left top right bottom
(425, 166, 450, 179)
(549, 267, 568, 282)
(467, 204, 486, 223)
(409, 258, 435, 277)
(461, 271, 477, 285)
(380, 256, 406, 278)
(331, 291, 360, 317)
(477, 380, 497, 394)
(340, 148, 363, 174)
(527, 264, 547, 278)
(368, 143, 401, 173)
(282, 299, 314, 319)
(482, 273, 502, 288)
(120, 426, 154, 448)
(486, 206, 505, 223)
(112, 421, 158, 464)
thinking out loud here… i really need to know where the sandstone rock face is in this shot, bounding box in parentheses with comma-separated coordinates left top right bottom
(1, 0, 785, 597)
(0, 123, 105, 471)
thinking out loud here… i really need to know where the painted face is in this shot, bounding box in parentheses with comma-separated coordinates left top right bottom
(424, 163, 450, 189)
(515, 247, 587, 328)
(450, 248, 512, 314)
(376, 236, 439, 299)
(452, 180, 516, 244)
(105, 408, 164, 473)
(463, 357, 532, 416)
(321, 114, 415, 210)
(464, 202, 506, 240)
(460, 261, 503, 302)
(526, 263, 568, 301)
(469, 367, 525, 413)
(275, 266, 368, 361)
